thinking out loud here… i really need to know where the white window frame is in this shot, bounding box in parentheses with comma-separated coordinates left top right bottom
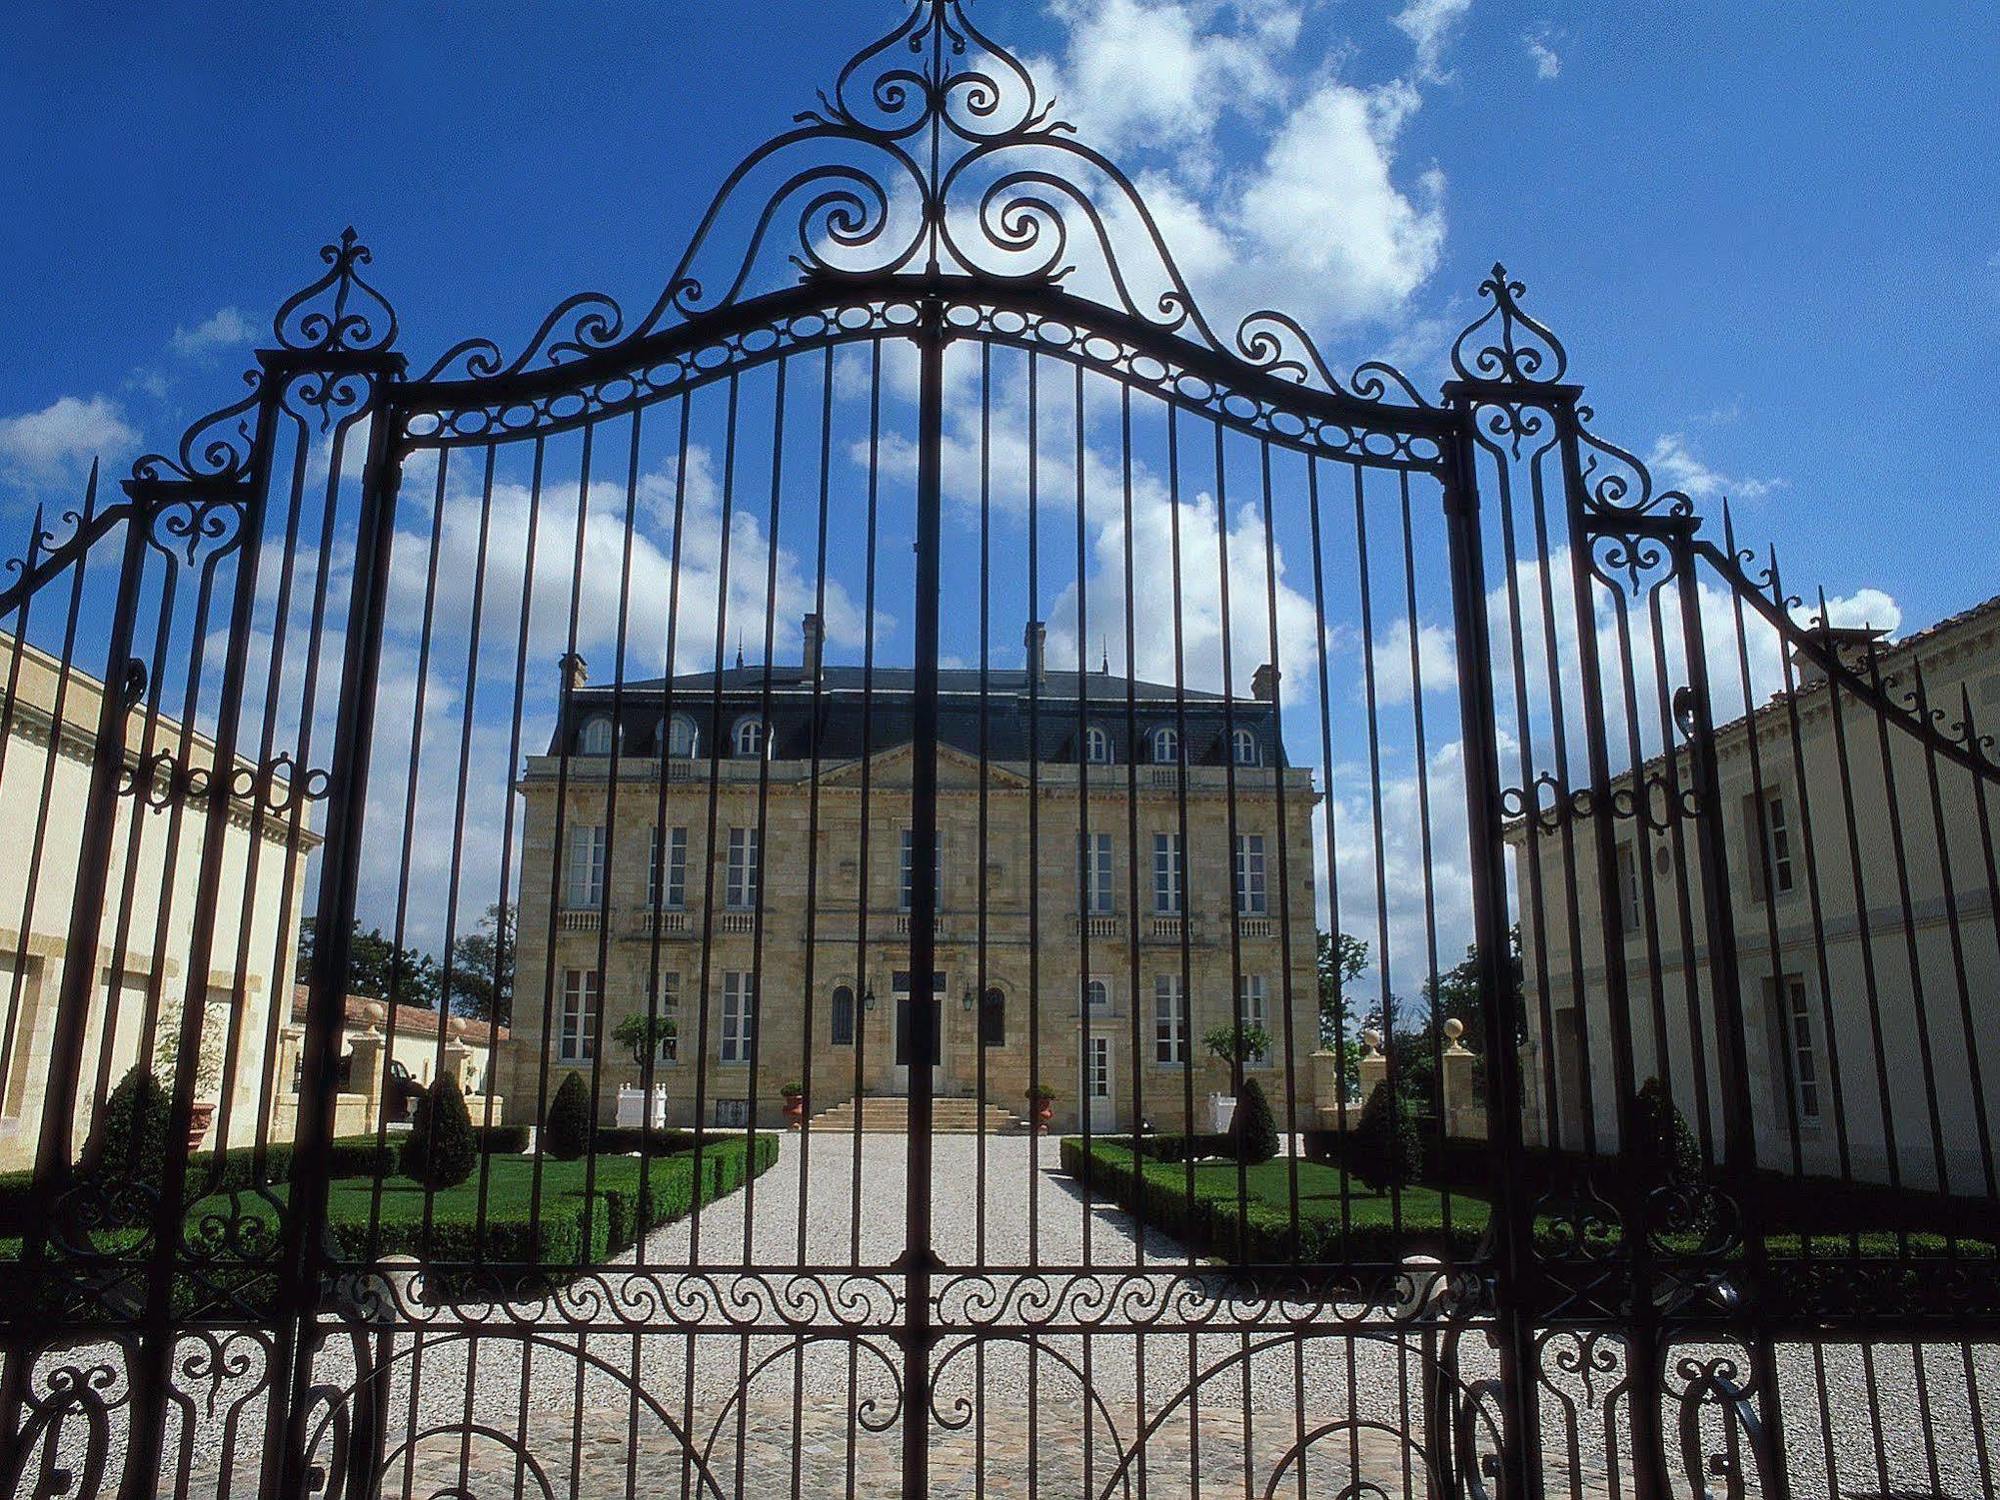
(1775, 973, 1821, 1123)
(1764, 792, 1795, 896)
(1232, 727, 1261, 766)
(1150, 725, 1179, 764)
(649, 826, 689, 910)
(721, 971, 757, 1063)
(1239, 975, 1270, 1066)
(559, 969, 599, 1062)
(564, 824, 607, 909)
(1082, 977, 1112, 1016)
(1085, 725, 1113, 764)
(1615, 842, 1641, 931)
(899, 829, 941, 912)
(1078, 832, 1114, 914)
(664, 714, 698, 758)
(1152, 832, 1184, 915)
(578, 714, 614, 756)
(726, 827, 760, 910)
(650, 972, 680, 1062)
(1153, 975, 1188, 1064)
(732, 717, 766, 758)
(1234, 834, 1268, 915)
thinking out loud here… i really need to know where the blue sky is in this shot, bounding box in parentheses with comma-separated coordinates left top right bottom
(3, 0, 1996, 624)
(2, 1, 1995, 987)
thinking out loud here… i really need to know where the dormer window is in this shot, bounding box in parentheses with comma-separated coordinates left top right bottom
(663, 715, 698, 758)
(1084, 725, 1113, 765)
(1232, 728, 1261, 767)
(578, 714, 614, 756)
(732, 717, 768, 758)
(1149, 726, 1179, 764)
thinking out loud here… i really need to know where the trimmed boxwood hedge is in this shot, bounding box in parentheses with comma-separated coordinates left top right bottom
(315, 1133, 780, 1298)
(473, 1124, 533, 1155)
(1062, 1136, 1487, 1265)
(1133, 1133, 1236, 1163)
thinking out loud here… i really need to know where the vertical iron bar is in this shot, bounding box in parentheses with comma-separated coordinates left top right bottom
(1441, 404, 1543, 1500)
(1670, 533, 1790, 1500)
(278, 369, 404, 1497)
(899, 290, 946, 1499)
(1553, 402, 1665, 1500)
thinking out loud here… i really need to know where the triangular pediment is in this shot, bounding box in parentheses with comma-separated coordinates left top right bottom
(815, 740, 1032, 792)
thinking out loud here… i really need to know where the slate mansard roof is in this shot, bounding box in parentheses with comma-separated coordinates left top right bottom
(545, 662, 1291, 769)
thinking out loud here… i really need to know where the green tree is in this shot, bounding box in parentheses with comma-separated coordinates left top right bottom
(402, 1073, 477, 1188)
(296, 918, 441, 1013)
(1201, 1023, 1273, 1069)
(543, 1072, 593, 1160)
(1317, 931, 1370, 1092)
(446, 904, 516, 1025)
(1230, 1076, 1280, 1164)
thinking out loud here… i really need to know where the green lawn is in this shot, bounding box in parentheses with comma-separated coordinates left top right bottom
(0, 1135, 778, 1309)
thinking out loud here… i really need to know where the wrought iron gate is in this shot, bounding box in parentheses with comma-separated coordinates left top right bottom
(2, 4, 1997, 1497)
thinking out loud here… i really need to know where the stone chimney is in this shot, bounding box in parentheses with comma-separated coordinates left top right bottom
(559, 653, 589, 694)
(1790, 624, 1888, 689)
(1024, 620, 1047, 686)
(1252, 662, 1280, 702)
(802, 612, 825, 678)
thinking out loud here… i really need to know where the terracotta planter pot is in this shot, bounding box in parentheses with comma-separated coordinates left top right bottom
(783, 1096, 805, 1130)
(186, 1100, 217, 1154)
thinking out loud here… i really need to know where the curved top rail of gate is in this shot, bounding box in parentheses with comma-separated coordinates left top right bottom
(372, 0, 1458, 461)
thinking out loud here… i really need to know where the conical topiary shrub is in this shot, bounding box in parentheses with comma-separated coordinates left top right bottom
(88, 1063, 174, 1187)
(1231, 1075, 1280, 1164)
(1350, 1080, 1423, 1193)
(1629, 1076, 1701, 1186)
(402, 1073, 477, 1188)
(1629, 1076, 1712, 1236)
(543, 1072, 593, 1161)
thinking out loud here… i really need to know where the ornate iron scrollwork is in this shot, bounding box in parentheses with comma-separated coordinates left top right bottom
(1451, 262, 1569, 386)
(273, 226, 399, 356)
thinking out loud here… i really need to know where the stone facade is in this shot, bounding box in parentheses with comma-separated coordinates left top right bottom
(1509, 595, 2000, 1191)
(0, 630, 318, 1169)
(504, 626, 1323, 1134)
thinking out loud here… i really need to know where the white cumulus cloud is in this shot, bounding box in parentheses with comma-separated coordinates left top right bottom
(1647, 433, 1786, 503)
(1038, 0, 1448, 333)
(171, 306, 257, 357)
(1393, 0, 1473, 82)
(0, 394, 138, 482)
(1524, 29, 1561, 79)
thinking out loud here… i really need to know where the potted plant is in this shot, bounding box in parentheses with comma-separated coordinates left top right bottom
(611, 1012, 676, 1081)
(610, 1012, 675, 1131)
(1025, 1082, 1058, 1132)
(780, 1080, 806, 1130)
(1201, 1024, 1272, 1133)
(156, 995, 228, 1151)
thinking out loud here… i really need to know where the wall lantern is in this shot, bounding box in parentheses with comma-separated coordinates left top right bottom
(961, 988, 977, 1012)
(863, 988, 877, 1013)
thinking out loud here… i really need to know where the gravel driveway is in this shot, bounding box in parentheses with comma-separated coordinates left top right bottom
(35, 1133, 1998, 1496)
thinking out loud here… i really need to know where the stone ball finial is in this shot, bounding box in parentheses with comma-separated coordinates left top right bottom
(1361, 1028, 1382, 1053)
(1443, 1017, 1469, 1054)
(360, 1001, 386, 1032)
(447, 1015, 467, 1040)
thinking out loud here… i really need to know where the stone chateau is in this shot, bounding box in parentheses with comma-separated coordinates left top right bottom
(503, 616, 1322, 1133)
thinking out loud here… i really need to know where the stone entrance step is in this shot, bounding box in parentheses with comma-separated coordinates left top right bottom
(809, 1095, 1024, 1134)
